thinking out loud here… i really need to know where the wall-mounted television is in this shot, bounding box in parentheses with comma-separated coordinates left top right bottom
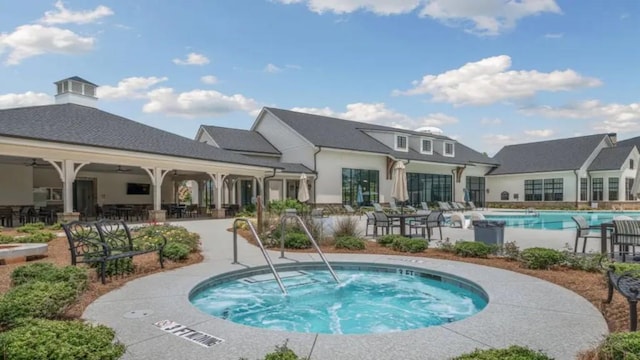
(127, 183, 150, 195)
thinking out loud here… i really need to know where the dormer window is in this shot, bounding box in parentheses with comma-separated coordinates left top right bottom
(395, 135, 408, 151)
(444, 141, 455, 157)
(421, 138, 433, 154)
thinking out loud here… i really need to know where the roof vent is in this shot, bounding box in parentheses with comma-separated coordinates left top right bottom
(54, 76, 98, 107)
(415, 126, 444, 135)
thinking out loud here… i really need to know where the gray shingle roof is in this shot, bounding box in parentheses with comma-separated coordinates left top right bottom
(617, 136, 640, 149)
(56, 76, 98, 87)
(488, 133, 608, 175)
(0, 103, 277, 169)
(588, 145, 635, 171)
(200, 125, 280, 155)
(264, 107, 496, 166)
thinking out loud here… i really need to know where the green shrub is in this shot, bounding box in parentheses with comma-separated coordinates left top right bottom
(454, 241, 494, 258)
(599, 331, 640, 359)
(335, 236, 366, 250)
(377, 234, 403, 247)
(520, 247, 566, 270)
(263, 341, 305, 360)
(284, 232, 311, 249)
(0, 281, 78, 328)
(436, 238, 456, 253)
(0, 233, 14, 244)
(0, 318, 125, 360)
(16, 222, 46, 233)
(452, 345, 553, 359)
(268, 199, 309, 216)
(562, 252, 604, 272)
(133, 225, 200, 252)
(331, 216, 361, 238)
(48, 222, 63, 230)
(11, 263, 88, 292)
(17, 231, 56, 243)
(610, 262, 640, 276)
(392, 237, 427, 253)
(163, 242, 191, 261)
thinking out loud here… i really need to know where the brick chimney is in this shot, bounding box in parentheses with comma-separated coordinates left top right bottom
(54, 76, 98, 107)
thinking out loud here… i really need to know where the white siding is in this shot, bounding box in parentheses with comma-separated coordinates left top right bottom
(486, 172, 578, 202)
(0, 164, 33, 205)
(255, 112, 315, 168)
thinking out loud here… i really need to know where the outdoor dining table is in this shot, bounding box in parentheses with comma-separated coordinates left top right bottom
(386, 213, 427, 237)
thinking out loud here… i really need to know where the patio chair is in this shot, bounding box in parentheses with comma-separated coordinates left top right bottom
(373, 211, 400, 236)
(410, 211, 444, 240)
(373, 203, 385, 212)
(612, 220, 640, 261)
(388, 200, 401, 214)
(571, 215, 601, 253)
(343, 204, 356, 214)
(365, 212, 376, 236)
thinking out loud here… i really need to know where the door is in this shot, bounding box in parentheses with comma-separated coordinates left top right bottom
(73, 179, 95, 217)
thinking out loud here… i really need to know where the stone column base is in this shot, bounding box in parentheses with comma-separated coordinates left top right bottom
(213, 208, 226, 219)
(57, 212, 80, 223)
(148, 210, 167, 223)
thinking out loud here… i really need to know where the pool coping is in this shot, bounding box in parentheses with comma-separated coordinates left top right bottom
(83, 219, 608, 360)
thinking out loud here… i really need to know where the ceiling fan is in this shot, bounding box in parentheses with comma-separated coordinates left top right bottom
(116, 165, 132, 172)
(25, 158, 47, 168)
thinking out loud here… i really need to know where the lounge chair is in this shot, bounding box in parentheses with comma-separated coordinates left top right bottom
(373, 203, 385, 212)
(571, 215, 601, 253)
(388, 200, 401, 214)
(420, 202, 430, 211)
(467, 201, 477, 211)
(343, 204, 356, 214)
(438, 202, 452, 212)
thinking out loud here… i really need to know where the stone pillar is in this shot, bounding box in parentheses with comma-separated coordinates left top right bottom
(148, 210, 167, 223)
(57, 212, 80, 223)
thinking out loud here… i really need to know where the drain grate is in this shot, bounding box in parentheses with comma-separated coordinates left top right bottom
(153, 320, 224, 348)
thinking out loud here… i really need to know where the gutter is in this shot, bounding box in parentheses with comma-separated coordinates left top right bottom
(313, 146, 322, 204)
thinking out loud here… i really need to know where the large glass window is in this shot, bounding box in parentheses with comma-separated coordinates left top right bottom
(544, 178, 563, 201)
(407, 173, 452, 205)
(580, 178, 588, 201)
(609, 178, 619, 201)
(342, 168, 379, 206)
(626, 178, 635, 200)
(465, 176, 485, 207)
(592, 178, 604, 201)
(524, 180, 543, 201)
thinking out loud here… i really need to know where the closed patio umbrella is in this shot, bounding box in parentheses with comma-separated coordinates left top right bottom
(391, 161, 408, 212)
(297, 173, 310, 203)
(356, 184, 364, 206)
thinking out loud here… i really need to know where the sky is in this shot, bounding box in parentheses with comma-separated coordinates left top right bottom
(0, 1, 639, 155)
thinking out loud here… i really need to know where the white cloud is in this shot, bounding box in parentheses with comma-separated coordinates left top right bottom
(524, 129, 554, 137)
(200, 75, 218, 84)
(143, 88, 259, 117)
(285, 64, 302, 70)
(0, 24, 95, 65)
(264, 63, 282, 73)
(480, 118, 502, 125)
(521, 100, 640, 134)
(544, 33, 563, 38)
(0, 91, 52, 109)
(172, 52, 210, 66)
(274, 0, 561, 35)
(274, 0, 420, 15)
(420, 0, 561, 36)
(40, 1, 113, 25)
(291, 102, 457, 129)
(97, 76, 168, 100)
(394, 55, 601, 106)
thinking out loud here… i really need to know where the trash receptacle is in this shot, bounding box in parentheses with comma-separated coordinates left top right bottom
(472, 220, 506, 246)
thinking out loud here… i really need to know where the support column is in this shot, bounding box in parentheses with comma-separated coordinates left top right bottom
(49, 159, 89, 223)
(282, 179, 287, 200)
(209, 173, 226, 219)
(143, 167, 169, 222)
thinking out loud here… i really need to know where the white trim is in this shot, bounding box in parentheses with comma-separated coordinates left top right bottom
(394, 134, 408, 152)
(420, 138, 433, 155)
(443, 141, 455, 157)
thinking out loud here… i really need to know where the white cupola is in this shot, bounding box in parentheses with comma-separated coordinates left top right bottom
(54, 76, 98, 107)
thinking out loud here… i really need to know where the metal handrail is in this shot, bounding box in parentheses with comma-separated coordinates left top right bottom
(233, 218, 287, 294)
(280, 212, 340, 284)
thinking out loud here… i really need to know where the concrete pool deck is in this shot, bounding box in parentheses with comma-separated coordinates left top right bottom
(83, 219, 608, 360)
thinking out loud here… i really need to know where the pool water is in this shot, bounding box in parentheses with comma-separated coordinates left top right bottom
(484, 211, 640, 230)
(190, 269, 487, 334)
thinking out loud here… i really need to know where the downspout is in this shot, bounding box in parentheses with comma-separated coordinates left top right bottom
(587, 170, 592, 203)
(574, 169, 579, 209)
(313, 146, 322, 205)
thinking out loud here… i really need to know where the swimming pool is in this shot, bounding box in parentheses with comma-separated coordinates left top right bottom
(189, 263, 487, 334)
(484, 211, 640, 230)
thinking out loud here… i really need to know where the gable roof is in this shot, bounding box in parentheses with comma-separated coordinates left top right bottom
(263, 107, 497, 166)
(0, 103, 276, 169)
(617, 136, 640, 149)
(199, 125, 280, 155)
(588, 145, 636, 171)
(488, 133, 609, 175)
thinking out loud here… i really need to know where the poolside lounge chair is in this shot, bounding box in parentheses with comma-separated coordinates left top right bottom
(373, 203, 385, 212)
(389, 199, 401, 214)
(467, 201, 477, 211)
(343, 204, 356, 214)
(571, 215, 601, 253)
(420, 202, 430, 211)
(438, 202, 452, 212)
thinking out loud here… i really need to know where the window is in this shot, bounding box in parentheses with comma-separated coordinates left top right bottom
(580, 178, 588, 201)
(592, 178, 604, 201)
(544, 178, 563, 201)
(626, 178, 635, 200)
(342, 168, 379, 206)
(524, 179, 543, 201)
(443, 142, 455, 157)
(465, 176, 485, 207)
(71, 81, 82, 93)
(395, 135, 408, 151)
(84, 84, 96, 97)
(609, 178, 619, 201)
(501, 191, 509, 200)
(421, 139, 433, 154)
(407, 173, 452, 204)
(631, 159, 635, 170)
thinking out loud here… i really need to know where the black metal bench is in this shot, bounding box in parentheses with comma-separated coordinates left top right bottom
(601, 252, 640, 331)
(62, 220, 166, 284)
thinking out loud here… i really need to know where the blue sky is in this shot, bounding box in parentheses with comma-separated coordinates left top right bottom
(1, 1, 639, 155)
